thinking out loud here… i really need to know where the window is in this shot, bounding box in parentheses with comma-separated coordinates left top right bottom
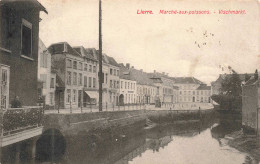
(73, 61, 77, 69)
(117, 70, 119, 76)
(110, 80, 113, 88)
(89, 77, 92, 87)
(73, 90, 76, 102)
(84, 76, 88, 87)
(93, 66, 96, 73)
(125, 82, 127, 89)
(67, 59, 72, 68)
(2, 69, 7, 84)
(67, 71, 71, 85)
(110, 69, 113, 75)
(21, 19, 32, 57)
(40, 52, 48, 68)
(105, 74, 108, 84)
(78, 62, 83, 70)
(89, 65, 92, 72)
(50, 78, 55, 88)
(50, 93, 54, 105)
(121, 81, 123, 89)
(114, 69, 116, 76)
(67, 89, 71, 103)
(93, 78, 96, 88)
(117, 81, 119, 89)
(84, 64, 88, 71)
(128, 82, 130, 89)
(73, 72, 77, 85)
(40, 74, 47, 89)
(79, 73, 82, 86)
(114, 81, 116, 89)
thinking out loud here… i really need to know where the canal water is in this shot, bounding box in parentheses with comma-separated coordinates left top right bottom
(36, 121, 258, 164)
(3, 120, 259, 164)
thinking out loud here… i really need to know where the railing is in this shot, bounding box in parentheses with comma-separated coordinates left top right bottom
(2, 107, 44, 136)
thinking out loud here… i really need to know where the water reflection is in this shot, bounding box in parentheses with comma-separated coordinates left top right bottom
(34, 120, 260, 164)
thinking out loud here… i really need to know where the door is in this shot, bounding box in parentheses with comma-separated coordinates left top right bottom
(78, 90, 82, 107)
(0, 64, 10, 109)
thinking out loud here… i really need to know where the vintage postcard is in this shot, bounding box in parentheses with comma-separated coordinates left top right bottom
(0, 0, 259, 163)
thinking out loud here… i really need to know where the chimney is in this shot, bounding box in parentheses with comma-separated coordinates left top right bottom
(126, 63, 130, 69)
(154, 70, 156, 73)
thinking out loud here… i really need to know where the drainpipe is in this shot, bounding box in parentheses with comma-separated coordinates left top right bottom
(257, 107, 259, 137)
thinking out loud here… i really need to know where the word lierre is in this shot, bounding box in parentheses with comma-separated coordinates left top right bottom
(137, 9, 246, 15)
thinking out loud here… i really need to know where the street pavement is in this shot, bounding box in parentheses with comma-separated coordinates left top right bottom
(44, 103, 213, 114)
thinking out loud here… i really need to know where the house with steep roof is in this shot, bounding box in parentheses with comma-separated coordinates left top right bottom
(73, 46, 98, 107)
(242, 73, 260, 134)
(0, 0, 47, 107)
(94, 53, 120, 107)
(148, 71, 178, 107)
(118, 64, 137, 105)
(196, 84, 211, 103)
(48, 42, 86, 109)
(122, 65, 156, 105)
(171, 77, 206, 103)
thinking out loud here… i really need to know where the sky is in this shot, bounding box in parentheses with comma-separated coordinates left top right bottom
(38, 0, 260, 84)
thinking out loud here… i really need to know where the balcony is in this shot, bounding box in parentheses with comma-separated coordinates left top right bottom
(1, 107, 44, 147)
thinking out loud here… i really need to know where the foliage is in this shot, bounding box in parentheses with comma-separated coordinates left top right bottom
(10, 98, 22, 108)
(3, 107, 44, 133)
(211, 72, 242, 110)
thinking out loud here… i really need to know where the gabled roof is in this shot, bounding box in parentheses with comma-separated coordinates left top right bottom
(130, 69, 154, 86)
(244, 76, 259, 86)
(1, 0, 48, 14)
(106, 55, 120, 67)
(119, 64, 135, 81)
(197, 85, 211, 90)
(85, 48, 99, 60)
(73, 46, 97, 61)
(48, 42, 81, 57)
(171, 77, 204, 84)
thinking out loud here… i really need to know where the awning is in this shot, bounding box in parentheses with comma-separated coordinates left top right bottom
(84, 91, 98, 98)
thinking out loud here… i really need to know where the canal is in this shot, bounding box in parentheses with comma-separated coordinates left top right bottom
(39, 120, 258, 164)
(2, 117, 259, 164)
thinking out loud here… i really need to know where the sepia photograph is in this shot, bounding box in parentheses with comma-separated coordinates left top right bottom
(0, 0, 259, 163)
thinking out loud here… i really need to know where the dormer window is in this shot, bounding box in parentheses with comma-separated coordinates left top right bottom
(21, 19, 32, 57)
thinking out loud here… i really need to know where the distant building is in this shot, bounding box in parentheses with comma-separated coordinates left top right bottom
(196, 84, 211, 103)
(128, 67, 156, 105)
(95, 53, 120, 107)
(148, 71, 176, 107)
(38, 39, 56, 107)
(74, 47, 99, 107)
(119, 64, 137, 105)
(0, 0, 47, 107)
(171, 77, 204, 103)
(48, 42, 86, 109)
(242, 73, 260, 134)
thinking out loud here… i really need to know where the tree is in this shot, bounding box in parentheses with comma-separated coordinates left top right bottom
(211, 72, 242, 111)
(245, 73, 250, 82)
